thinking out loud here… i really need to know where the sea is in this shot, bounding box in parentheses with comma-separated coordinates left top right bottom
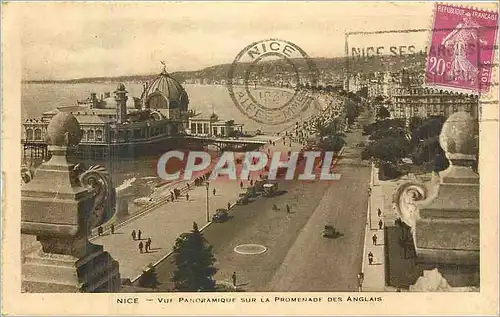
(21, 83, 316, 205)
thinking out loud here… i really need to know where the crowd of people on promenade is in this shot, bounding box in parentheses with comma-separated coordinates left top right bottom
(278, 90, 347, 148)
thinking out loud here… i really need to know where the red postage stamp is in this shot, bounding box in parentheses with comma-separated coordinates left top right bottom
(425, 3, 498, 94)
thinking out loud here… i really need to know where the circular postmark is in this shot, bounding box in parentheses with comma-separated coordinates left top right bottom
(228, 39, 319, 125)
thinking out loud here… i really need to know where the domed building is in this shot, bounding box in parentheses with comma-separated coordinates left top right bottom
(22, 65, 190, 159)
(140, 68, 189, 112)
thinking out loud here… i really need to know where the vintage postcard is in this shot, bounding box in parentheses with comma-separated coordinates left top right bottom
(2, 1, 499, 316)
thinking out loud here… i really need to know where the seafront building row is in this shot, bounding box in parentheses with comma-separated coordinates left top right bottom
(344, 69, 479, 124)
(22, 68, 245, 159)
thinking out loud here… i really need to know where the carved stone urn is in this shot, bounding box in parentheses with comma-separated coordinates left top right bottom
(393, 111, 479, 288)
(21, 112, 121, 293)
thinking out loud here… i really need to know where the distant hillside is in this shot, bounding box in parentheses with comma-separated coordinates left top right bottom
(24, 54, 426, 84)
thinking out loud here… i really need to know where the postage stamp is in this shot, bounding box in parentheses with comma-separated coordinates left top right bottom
(425, 3, 499, 93)
(227, 39, 319, 125)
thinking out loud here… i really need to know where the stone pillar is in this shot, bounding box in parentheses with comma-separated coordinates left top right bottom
(21, 112, 120, 293)
(393, 111, 479, 288)
(115, 83, 128, 124)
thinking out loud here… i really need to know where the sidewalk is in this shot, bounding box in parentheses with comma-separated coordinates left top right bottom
(361, 163, 409, 292)
(92, 178, 242, 281)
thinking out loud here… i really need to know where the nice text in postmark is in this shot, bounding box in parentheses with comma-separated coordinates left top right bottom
(227, 39, 319, 125)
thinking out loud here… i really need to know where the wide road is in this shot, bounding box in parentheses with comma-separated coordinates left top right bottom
(154, 112, 372, 292)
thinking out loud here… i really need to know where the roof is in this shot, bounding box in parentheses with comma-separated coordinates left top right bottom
(142, 69, 189, 110)
(76, 115, 114, 124)
(263, 183, 277, 188)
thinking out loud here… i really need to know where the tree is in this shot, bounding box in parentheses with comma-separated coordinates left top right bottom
(361, 136, 410, 164)
(376, 106, 391, 120)
(138, 264, 161, 289)
(171, 222, 217, 292)
(318, 135, 346, 152)
(373, 95, 385, 104)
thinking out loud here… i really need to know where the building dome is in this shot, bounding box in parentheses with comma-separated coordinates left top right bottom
(142, 68, 189, 111)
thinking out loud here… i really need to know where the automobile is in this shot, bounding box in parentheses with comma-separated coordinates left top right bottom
(262, 182, 278, 197)
(322, 225, 340, 238)
(212, 209, 229, 223)
(236, 192, 249, 205)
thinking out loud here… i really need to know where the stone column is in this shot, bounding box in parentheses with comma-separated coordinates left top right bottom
(21, 112, 120, 293)
(393, 111, 479, 288)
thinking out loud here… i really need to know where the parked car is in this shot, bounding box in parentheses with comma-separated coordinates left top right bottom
(212, 209, 229, 223)
(236, 192, 249, 205)
(262, 182, 278, 197)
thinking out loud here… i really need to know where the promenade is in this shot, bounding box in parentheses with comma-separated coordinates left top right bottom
(361, 163, 415, 292)
(92, 135, 282, 281)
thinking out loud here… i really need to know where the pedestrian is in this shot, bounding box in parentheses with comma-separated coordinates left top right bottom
(171, 192, 174, 201)
(377, 208, 382, 217)
(110, 224, 115, 235)
(213, 188, 216, 196)
(368, 251, 374, 265)
(131, 230, 136, 241)
(186, 193, 189, 201)
(231, 272, 237, 287)
(378, 219, 383, 230)
(138, 230, 142, 240)
(240, 181, 243, 189)
(98, 226, 103, 236)
(139, 241, 144, 253)
(286, 204, 290, 213)
(250, 179, 253, 186)
(227, 202, 231, 210)
(187, 183, 190, 190)
(372, 233, 377, 245)
(146, 238, 152, 252)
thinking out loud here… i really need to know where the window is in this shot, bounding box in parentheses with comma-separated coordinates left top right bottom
(26, 129, 33, 140)
(110, 130, 115, 140)
(34, 128, 42, 140)
(87, 130, 95, 141)
(96, 130, 103, 141)
(203, 123, 209, 134)
(81, 129, 87, 141)
(191, 122, 197, 134)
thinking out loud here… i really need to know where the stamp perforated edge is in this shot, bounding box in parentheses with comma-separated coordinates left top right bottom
(422, 2, 499, 100)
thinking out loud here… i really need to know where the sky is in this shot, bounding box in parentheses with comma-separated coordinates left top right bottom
(9, 1, 493, 80)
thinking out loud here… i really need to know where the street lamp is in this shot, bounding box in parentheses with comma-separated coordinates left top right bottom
(205, 182, 210, 222)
